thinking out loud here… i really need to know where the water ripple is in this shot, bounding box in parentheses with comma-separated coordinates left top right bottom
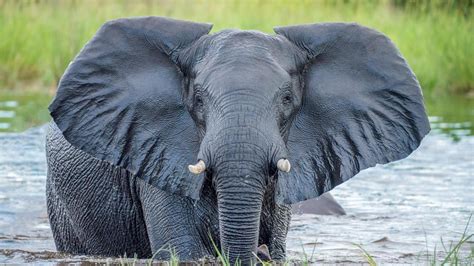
(0, 121, 472, 264)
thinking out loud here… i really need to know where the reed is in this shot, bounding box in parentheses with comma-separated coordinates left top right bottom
(0, 0, 472, 95)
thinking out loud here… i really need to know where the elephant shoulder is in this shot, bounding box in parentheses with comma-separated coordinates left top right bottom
(46, 121, 97, 169)
(46, 121, 134, 193)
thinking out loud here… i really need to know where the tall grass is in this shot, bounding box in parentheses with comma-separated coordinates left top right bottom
(0, 0, 472, 95)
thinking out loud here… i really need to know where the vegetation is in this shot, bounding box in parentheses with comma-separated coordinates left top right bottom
(354, 244, 377, 266)
(111, 216, 473, 265)
(429, 215, 473, 266)
(0, 3, 471, 264)
(0, 0, 472, 95)
(112, 233, 474, 265)
(352, 215, 474, 266)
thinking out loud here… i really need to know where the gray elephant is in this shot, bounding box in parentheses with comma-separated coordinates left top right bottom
(46, 17, 430, 264)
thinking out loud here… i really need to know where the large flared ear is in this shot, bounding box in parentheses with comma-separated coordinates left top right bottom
(49, 17, 212, 199)
(274, 23, 430, 204)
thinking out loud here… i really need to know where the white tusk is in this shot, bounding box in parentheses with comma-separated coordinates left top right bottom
(188, 160, 206, 174)
(277, 159, 291, 173)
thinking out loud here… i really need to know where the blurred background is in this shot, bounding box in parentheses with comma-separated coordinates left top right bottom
(0, 0, 472, 264)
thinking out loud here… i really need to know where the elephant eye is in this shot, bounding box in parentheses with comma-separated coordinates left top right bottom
(193, 84, 205, 110)
(282, 91, 293, 106)
(194, 94, 204, 108)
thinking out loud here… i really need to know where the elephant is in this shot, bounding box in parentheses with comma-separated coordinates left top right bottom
(46, 16, 430, 264)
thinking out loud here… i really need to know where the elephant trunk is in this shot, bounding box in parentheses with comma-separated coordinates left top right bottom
(216, 172, 264, 264)
(195, 98, 288, 263)
(209, 125, 274, 264)
(214, 146, 266, 264)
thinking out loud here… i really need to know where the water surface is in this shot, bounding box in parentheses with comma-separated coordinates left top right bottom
(288, 128, 473, 263)
(0, 97, 472, 264)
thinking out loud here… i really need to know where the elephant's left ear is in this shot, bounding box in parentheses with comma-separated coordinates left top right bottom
(49, 17, 212, 199)
(274, 23, 430, 204)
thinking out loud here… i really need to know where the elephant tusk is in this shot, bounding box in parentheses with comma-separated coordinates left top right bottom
(277, 159, 291, 172)
(188, 160, 206, 174)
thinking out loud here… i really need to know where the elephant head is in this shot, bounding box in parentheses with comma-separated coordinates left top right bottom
(49, 17, 430, 263)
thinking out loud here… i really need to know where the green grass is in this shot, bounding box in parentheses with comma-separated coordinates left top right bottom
(63, 214, 473, 265)
(354, 243, 378, 266)
(354, 234, 474, 266)
(354, 215, 474, 266)
(435, 215, 473, 265)
(110, 228, 474, 265)
(0, 0, 472, 95)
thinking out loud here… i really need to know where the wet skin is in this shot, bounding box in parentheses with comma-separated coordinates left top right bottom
(47, 17, 429, 264)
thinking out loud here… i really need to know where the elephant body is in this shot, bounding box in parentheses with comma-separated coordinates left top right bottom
(46, 17, 430, 264)
(46, 122, 151, 257)
(46, 121, 291, 260)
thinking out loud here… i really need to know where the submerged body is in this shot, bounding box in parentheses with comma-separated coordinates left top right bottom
(47, 121, 221, 258)
(46, 17, 429, 264)
(47, 121, 342, 259)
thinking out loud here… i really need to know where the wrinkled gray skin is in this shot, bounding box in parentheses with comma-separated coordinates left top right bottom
(47, 121, 296, 260)
(46, 17, 429, 264)
(47, 119, 343, 259)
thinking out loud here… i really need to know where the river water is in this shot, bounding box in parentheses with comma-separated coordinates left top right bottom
(0, 109, 472, 263)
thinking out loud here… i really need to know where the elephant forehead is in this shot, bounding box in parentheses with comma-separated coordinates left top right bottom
(206, 30, 280, 60)
(213, 30, 275, 47)
(196, 60, 290, 97)
(197, 29, 302, 75)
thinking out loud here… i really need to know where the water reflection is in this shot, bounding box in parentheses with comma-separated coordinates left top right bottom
(430, 116, 472, 141)
(0, 101, 17, 130)
(424, 94, 473, 141)
(0, 92, 51, 132)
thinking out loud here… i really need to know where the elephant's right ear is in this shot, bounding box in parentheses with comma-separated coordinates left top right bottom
(274, 23, 430, 204)
(49, 17, 212, 199)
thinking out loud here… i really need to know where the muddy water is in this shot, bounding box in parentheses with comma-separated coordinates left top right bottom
(0, 118, 472, 264)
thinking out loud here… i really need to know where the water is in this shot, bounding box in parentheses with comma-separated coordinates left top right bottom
(0, 103, 472, 263)
(0, 126, 56, 263)
(288, 130, 473, 264)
